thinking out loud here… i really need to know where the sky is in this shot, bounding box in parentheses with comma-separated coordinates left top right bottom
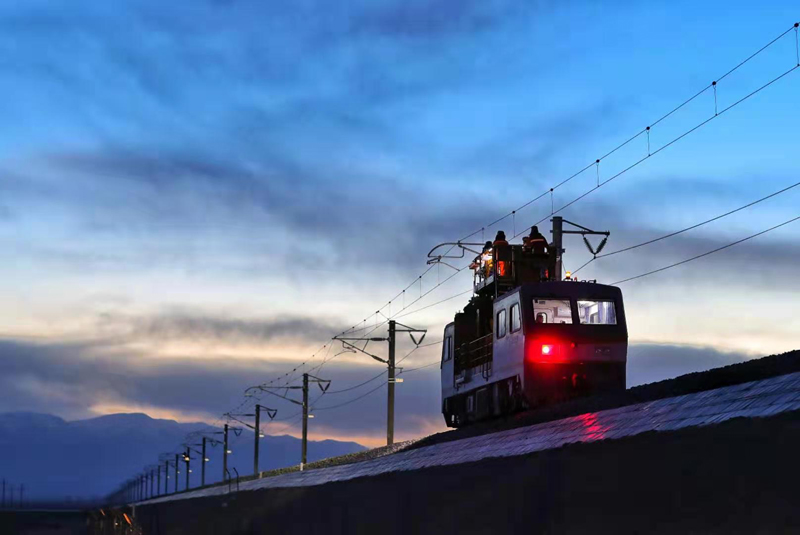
(1, 0, 799, 449)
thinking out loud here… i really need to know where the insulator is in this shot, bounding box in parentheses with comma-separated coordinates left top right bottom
(582, 236, 593, 254)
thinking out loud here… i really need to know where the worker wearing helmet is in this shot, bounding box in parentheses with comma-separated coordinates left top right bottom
(528, 226, 548, 255)
(493, 231, 509, 248)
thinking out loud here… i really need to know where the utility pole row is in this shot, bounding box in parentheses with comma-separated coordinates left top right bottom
(245, 372, 330, 470)
(113, 319, 423, 503)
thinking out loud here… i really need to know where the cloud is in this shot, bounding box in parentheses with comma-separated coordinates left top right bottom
(0, 336, 764, 445)
(97, 311, 349, 346)
(0, 0, 630, 288)
(19, 147, 506, 274)
(536, 173, 800, 287)
(0, 336, 442, 441)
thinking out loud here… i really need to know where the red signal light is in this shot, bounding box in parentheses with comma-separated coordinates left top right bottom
(528, 340, 575, 363)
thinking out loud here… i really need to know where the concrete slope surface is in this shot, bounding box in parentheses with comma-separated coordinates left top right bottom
(139, 370, 800, 505)
(130, 411, 800, 535)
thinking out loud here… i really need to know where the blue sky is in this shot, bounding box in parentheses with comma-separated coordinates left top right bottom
(1, 1, 799, 446)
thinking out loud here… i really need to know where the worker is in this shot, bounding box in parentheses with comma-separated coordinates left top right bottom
(536, 313, 546, 324)
(480, 241, 493, 278)
(470, 241, 492, 272)
(528, 226, 548, 255)
(491, 232, 510, 278)
(493, 231, 509, 248)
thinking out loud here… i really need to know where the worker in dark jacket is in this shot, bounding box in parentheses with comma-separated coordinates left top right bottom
(493, 231, 509, 248)
(528, 226, 548, 255)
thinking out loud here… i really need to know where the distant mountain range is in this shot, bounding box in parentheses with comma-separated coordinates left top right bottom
(0, 412, 366, 503)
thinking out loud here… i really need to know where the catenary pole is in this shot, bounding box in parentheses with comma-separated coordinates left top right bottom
(254, 405, 261, 476)
(387, 320, 396, 446)
(223, 424, 229, 481)
(201, 437, 207, 486)
(164, 460, 170, 494)
(184, 448, 190, 491)
(301, 374, 309, 469)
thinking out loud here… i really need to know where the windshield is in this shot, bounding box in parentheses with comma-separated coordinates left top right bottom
(532, 298, 573, 324)
(577, 299, 617, 325)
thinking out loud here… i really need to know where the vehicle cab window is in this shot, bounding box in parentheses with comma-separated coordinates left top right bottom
(577, 299, 617, 324)
(442, 335, 453, 361)
(533, 298, 573, 324)
(510, 303, 521, 332)
(496, 309, 507, 338)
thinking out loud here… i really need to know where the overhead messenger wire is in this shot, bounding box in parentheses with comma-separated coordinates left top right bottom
(311, 341, 442, 411)
(612, 215, 800, 285)
(512, 65, 800, 244)
(571, 180, 800, 275)
(488, 23, 799, 243)
(302, 265, 471, 376)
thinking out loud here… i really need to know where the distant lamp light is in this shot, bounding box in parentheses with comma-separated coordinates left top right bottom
(565, 271, 572, 280)
(204, 458, 210, 462)
(188, 469, 193, 473)
(308, 414, 315, 419)
(226, 450, 232, 454)
(259, 433, 265, 438)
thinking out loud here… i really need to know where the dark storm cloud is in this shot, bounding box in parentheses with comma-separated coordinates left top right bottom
(38, 147, 506, 270)
(27, 144, 800, 285)
(98, 311, 348, 345)
(0, 337, 442, 437)
(1, 0, 613, 281)
(0, 337, 758, 439)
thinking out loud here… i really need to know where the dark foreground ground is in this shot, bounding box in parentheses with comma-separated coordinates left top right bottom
(0, 510, 88, 535)
(121, 408, 800, 535)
